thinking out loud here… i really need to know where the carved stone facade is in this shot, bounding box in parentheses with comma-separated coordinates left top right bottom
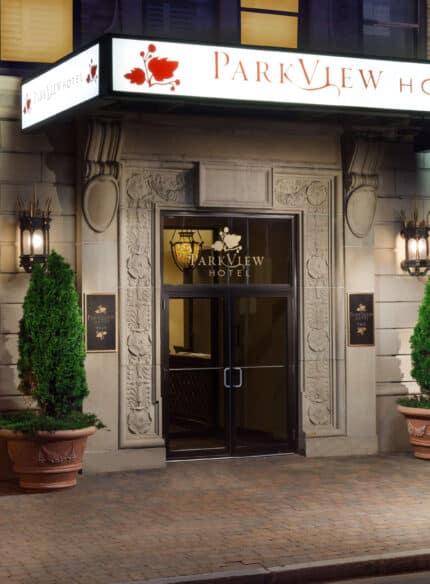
(119, 160, 341, 448)
(120, 164, 195, 447)
(274, 173, 341, 434)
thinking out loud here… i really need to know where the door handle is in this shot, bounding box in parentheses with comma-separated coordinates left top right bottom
(223, 367, 230, 389)
(224, 367, 243, 389)
(232, 367, 243, 389)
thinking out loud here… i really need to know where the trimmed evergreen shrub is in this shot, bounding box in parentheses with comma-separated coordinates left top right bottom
(0, 251, 103, 432)
(398, 276, 430, 408)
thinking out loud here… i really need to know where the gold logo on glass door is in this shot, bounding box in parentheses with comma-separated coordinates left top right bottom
(193, 226, 265, 278)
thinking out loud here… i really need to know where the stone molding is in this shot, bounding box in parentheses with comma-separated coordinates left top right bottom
(83, 120, 122, 233)
(344, 138, 384, 238)
(119, 164, 195, 447)
(274, 172, 343, 434)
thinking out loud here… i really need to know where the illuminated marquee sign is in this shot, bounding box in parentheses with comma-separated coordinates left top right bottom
(112, 38, 430, 113)
(22, 37, 430, 130)
(21, 44, 99, 130)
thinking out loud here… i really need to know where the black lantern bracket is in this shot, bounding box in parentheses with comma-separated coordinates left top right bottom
(400, 206, 430, 277)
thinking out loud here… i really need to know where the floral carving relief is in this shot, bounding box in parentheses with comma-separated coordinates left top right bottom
(274, 177, 328, 214)
(127, 169, 193, 209)
(121, 166, 194, 443)
(275, 173, 334, 430)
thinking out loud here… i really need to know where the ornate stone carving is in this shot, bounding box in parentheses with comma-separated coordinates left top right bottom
(126, 169, 194, 208)
(305, 360, 331, 426)
(120, 165, 194, 445)
(306, 181, 328, 208)
(274, 177, 328, 214)
(83, 119, 122, 233)
(275, 173, 335, 429)
(306, 255, 328, 282)
(126, 364, 153, 436)
(344, 138, 384, 238)
(307, 328, 329, 353)
(308, 404, 331, 426)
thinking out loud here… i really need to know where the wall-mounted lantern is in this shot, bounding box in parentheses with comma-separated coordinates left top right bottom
(400, 208, 430, 277)
(169, 229, 203, 272)
(18, 195, 51, 273)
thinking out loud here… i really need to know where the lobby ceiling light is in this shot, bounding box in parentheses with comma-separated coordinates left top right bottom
(18, 194, 52, 273)
(400, 208, 430, 277)
(169, 229, 203, 272)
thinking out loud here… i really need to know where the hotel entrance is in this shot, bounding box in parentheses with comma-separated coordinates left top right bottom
(162, 213, 298, 459)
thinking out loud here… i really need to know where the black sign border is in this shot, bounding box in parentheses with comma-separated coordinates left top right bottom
(85, 293, 117, 353)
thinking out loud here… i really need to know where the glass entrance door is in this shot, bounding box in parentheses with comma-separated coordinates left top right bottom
(231, 295, 293, 454)
(166, 296, 228, 455)
(162, 213, 298, 459)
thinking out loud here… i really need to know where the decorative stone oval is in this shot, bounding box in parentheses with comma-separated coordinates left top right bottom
(306, 255, 328, 280)
(308, 403, 330, 426)
(346, 186, 377, 238)
(307, 328, 329, 353)
(127, 406, 152, 435)
(83, 176, 119, 233)
(128, 331, 150, 357)
(306, 181, 327, 207)
(127, 254, 148, 280)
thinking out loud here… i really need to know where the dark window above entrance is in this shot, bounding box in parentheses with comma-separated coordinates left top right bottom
(74, 0, 425, 61)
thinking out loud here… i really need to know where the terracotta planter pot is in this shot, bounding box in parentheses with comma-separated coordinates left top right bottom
(0, 426, 96, 489)
(397, 404, 430, 459)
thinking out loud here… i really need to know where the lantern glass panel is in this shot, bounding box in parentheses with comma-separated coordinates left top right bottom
(418, 237, 427, 260)
(22, 229, 31, 255)
(407, 237, 418, 260)
(32, 230, 44, 254)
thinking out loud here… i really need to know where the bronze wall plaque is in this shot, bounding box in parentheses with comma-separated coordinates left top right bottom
(85, 293, 117, 352)
(348, 293, 375, 346)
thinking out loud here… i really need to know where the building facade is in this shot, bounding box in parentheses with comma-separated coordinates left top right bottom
(1, 0, 430, 474)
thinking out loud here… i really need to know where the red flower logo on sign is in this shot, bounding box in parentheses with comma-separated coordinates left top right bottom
(86, 59, 98, 83)
(23, 95, 31, 115)
(124, 44, 180, 91)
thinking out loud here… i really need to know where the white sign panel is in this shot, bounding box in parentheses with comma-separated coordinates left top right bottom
(21, 44, 100, 129)
(112, 38, 430, 113)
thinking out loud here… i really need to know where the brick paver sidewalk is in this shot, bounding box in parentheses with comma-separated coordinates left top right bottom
(0, 454, 429, 584)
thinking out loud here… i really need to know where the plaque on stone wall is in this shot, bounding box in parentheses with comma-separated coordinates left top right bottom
(85, 294, 117, 352)
(348, 293, 374, 346)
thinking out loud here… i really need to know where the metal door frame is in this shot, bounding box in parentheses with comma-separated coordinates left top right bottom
(160, 211, 299, 459)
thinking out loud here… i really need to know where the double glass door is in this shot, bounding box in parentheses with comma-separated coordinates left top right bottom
(162, 214, 297, 458)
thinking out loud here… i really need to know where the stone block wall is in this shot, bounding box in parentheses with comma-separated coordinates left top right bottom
(375, 143, 430, 452)
(0, 76, 77, 416)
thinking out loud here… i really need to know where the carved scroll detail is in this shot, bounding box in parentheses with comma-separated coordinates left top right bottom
(83, 120, 122, 233)
(344, 138, 384, 238)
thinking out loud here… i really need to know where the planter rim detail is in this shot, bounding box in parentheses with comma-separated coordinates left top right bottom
(397, 404, 430, 418)
(0, 426, 96, 441)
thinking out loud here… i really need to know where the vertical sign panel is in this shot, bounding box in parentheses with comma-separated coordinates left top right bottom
(85, 294, 117, 353)
(348, 293, 375, 346)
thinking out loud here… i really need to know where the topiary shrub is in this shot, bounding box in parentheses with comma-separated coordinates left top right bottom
(398, 276, 430, 408)
(0, 251, 103, 432)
